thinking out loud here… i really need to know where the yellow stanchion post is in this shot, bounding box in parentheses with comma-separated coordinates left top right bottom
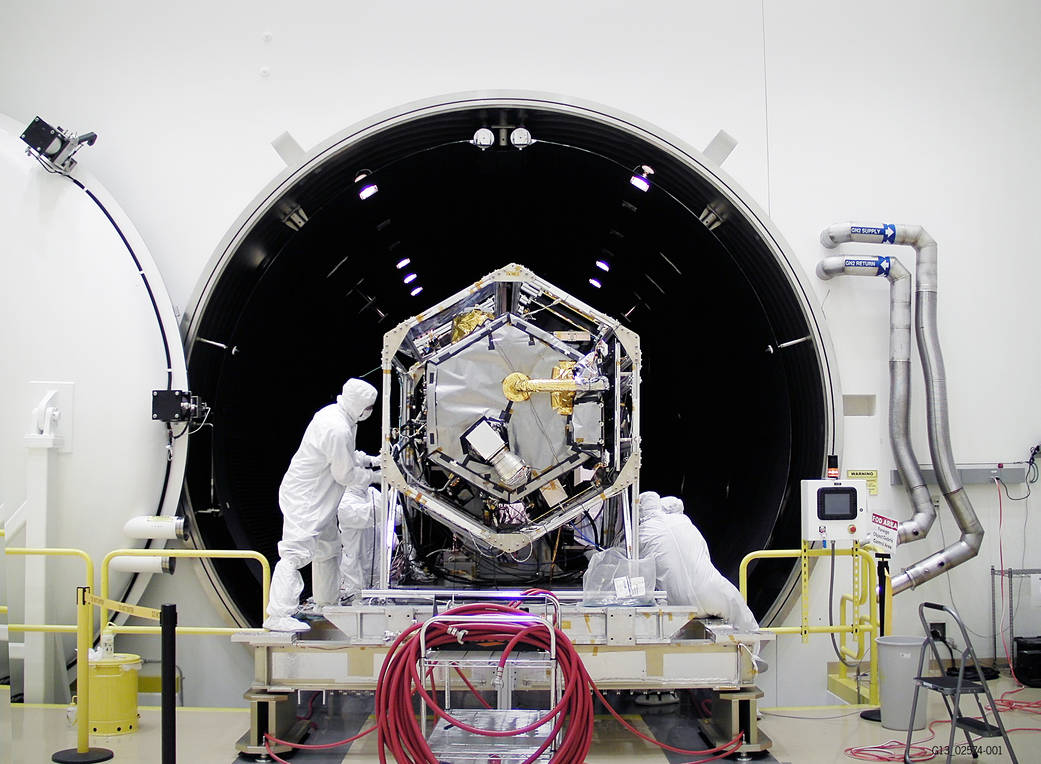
(51, 586, 112, 763)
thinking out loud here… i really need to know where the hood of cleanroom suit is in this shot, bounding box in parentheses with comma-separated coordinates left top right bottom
(338, 378, 378, 421)
(638, 492, 759, 634)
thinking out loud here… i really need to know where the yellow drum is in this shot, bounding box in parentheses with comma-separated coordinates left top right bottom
(88, 653, 142, 734)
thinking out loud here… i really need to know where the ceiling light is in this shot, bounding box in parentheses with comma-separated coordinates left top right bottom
(410, 286, 424, 297)
(629, 164, 654, 192)
(509, 127, 533, 149)
(595, 260, 610, 272)
(355, 169, 378, 199)
(588, 278, 602, 288)
(472, 128, 495, 149)
(396, 258, 411, 269)
(404, 273, 417, 284)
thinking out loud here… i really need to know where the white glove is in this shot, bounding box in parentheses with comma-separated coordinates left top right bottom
(367, 454, 381, 468)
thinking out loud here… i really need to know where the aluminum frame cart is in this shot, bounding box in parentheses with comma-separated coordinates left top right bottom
(421, 610, 560, 763)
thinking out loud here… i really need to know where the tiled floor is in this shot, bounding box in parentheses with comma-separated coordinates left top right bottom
(8, 679, 1039, 763)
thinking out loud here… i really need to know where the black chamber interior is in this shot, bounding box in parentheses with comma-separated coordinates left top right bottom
(183, 105, 829, 626)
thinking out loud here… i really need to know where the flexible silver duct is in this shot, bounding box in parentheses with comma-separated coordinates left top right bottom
(820, 223, 983, 593)
(816, 253, 935, 544)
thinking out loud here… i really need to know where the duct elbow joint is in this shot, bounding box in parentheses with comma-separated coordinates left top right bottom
(819, 226, 846, 249)
(815, 255, 849, 280)
(964, 530, 984, 555)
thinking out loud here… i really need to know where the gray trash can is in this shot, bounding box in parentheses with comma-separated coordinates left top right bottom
(877, 635, 927, 730)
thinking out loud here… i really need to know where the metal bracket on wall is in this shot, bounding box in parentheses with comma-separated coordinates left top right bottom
(891, 464, 1027, 486)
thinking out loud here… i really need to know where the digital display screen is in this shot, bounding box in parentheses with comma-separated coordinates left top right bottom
(818, 487, 857, 520)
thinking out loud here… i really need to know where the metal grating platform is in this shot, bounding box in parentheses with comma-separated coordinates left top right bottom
(425, 709, 555, 763)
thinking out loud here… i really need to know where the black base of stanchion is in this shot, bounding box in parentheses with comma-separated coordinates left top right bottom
(51, 748, 114, 763)
(860, 708, 881, 722)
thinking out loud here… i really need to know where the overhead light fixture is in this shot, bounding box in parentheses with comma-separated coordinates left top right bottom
(509, 127, 534, 149)
(595, 260, 610, 272)
(410, 286, 424, 297)
(396, 258, 411, 269)
(472, 128, 495, 149)
(355, 169, 378, 200)
(403, 273, 417, 284)
(588, 278, 602, 289)
(629, 164, 654, 192)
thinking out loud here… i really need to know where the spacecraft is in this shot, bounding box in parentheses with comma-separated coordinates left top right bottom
(372, 264, 641, 587)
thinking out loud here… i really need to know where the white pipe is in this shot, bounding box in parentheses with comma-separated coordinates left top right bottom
(109, 555, 176, 574)
(123, 515, 187, 541)
(821, 223, 983, 593)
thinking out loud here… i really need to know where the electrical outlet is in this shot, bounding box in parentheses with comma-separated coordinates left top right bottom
(929, 621, 946, 641)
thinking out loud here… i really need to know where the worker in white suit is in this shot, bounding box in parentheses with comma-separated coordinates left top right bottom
(263, 378, 380, 632)
(338, 484, 379, 599)
(638, 492, 758, 634)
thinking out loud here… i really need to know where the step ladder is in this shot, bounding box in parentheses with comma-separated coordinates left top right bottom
(903, 602, 1017, 764)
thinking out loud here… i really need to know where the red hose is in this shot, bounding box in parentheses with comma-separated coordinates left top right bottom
(266, 601, 747, 763)
(372, 601, 743, 763)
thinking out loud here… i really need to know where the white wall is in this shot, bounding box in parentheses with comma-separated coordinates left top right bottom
(2, 1, 1039, 709)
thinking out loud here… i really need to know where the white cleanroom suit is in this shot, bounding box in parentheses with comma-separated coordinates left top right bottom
(339, 487, 403, 597)
(338, 485, 379, 598)
(263, 378, 379, 632)
(638, 492, 759, 634)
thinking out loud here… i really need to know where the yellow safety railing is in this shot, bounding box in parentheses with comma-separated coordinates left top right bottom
(3, 544, 270, 754)
(4, 547, 96, 756)
(838, 550, 874, 662)
(5, 547, 95, 636)
(100, 548, 270, 635)
(739, 544, 880, 705)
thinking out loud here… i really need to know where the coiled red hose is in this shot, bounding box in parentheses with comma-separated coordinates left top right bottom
(266, 600, 745, 763)
(374, 601, 742, 763)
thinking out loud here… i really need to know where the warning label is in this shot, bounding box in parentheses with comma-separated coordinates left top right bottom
(846, 469, 879, 495)
(85, 593, 161, 621)
(869, 512, 899, 554)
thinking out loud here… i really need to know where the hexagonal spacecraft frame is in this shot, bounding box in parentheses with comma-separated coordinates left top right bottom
(374, 263, 641, 588)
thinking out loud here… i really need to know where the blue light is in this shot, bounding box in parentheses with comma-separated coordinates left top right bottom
(629, 174, 650, 192)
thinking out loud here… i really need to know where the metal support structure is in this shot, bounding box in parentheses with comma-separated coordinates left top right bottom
(698, 688, 769, 754)
(990, 567, 1041, 667)
(11, 436, 62, 702)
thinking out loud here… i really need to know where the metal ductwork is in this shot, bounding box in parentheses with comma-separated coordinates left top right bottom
(820, 223, 984, 593)
(816, 252, 935, 544)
